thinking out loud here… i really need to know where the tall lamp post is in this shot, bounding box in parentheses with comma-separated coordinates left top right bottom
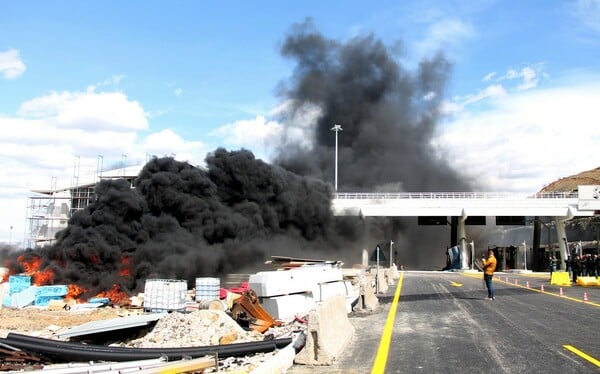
(330, 124, 343, 191)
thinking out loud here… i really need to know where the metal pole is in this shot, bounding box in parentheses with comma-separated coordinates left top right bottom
(376, 245, 380, 293)
(330, 124, 342, 191)
(389, 240, 394, 268)
(522, 241, 527, 270)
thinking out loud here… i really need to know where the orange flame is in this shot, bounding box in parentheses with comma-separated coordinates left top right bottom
(32, 269, 55, 286)
(95, 284, 130, 305)
(66, 284, 88, 301)
(16, 254, 55, 285)
(18, 255, 42, 274)
(118, 256, 132, 277)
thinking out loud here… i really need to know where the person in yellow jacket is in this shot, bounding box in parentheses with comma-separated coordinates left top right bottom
(482, 249, 497, 300)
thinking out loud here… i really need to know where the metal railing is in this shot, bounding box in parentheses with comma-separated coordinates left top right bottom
(334, 191, 579, 200)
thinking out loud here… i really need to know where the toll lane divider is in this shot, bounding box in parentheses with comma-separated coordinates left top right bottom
(459, 272, 600, 307)
(371, 271, 404, 374)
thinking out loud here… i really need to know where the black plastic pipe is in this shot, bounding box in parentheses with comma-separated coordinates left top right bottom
(1, 333, 292, 363)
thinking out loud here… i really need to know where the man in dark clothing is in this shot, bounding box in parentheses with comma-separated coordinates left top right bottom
(572, 255, 580, 283)
(565, 256, 572, 279)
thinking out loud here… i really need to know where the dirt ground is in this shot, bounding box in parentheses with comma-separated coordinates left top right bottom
(0, 306, 126, 338)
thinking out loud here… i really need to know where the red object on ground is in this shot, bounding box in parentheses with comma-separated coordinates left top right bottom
(219, 288, 228, 299)
(228, 282, 250, 294)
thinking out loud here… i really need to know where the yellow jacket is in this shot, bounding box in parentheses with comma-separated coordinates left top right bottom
(483, 254, 497, 275)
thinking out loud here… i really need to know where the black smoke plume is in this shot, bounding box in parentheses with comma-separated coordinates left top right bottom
(273, 19, 474, 268)
(5, 21, 475, 296)
(6, 151, 353, 297)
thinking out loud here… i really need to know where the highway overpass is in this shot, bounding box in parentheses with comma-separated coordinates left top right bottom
(331, 186, 600, 268)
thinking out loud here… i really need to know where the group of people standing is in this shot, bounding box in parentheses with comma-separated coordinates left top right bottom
(564, 253, 600, 283)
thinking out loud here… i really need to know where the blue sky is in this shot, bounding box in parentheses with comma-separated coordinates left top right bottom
(1, 0, 600, 244)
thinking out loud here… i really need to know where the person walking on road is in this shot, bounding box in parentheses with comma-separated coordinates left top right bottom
(549, 255, 557, 281)
(483, 249, 497, 300)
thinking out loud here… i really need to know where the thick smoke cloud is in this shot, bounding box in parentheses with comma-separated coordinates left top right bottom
(5, 21, 476, 296)
(273, 20, 474, 268)
(275, 19, 471, 192)
(6, 150, 356, 296)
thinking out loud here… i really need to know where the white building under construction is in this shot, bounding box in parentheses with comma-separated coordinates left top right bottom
(26, 165, 144, 248)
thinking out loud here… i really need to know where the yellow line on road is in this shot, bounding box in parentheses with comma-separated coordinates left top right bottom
(563, 345, 600, 367)
(460, 273, 600, 307)
(371, 271, 404, 374)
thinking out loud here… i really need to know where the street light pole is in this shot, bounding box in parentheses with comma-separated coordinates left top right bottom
(330, 124, 342, 191)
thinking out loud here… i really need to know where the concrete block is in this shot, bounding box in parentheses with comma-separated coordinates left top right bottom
(389, 264, 400, 280)
(261, 293, 316, 320)
(373, 269, 388, 293)
(249, 266, 343, 297)
(294, 295, 355, 366)
(357, 275, 379, 311)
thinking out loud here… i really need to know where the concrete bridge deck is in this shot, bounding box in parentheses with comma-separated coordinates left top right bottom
(332, 191, 593, 218)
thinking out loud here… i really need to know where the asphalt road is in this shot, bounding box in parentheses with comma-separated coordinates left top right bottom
(289, 271, 600, 374)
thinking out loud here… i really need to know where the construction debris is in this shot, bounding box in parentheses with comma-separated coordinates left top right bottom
(231, 290, 283, 333)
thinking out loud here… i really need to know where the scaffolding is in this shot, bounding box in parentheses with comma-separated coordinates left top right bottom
(26, 165, 142, 248)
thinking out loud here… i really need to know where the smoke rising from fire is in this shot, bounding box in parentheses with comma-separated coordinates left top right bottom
(273, 20, 474, 268)
(4, 21, 475, 297)
(6, 150, 358, 297)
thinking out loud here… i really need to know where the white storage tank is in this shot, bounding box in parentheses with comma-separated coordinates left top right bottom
(195, 277, 220, 301)
(143, 279, 186, 313)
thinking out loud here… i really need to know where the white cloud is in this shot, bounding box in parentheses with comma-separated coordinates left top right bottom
(434, 76, 600, 194)
(483, 72, 496, 82)
(209, 115, 284, 161)
(572, 0, 600, 32)
(208, 100, 323, 162)
(142, 129, 206, 163)
(0, 49, 26, 79)
(416, 18, 474, 57)
(462, 84, 507, 105)
(18, 90, 148, 131)
(496, 64, 545, 91)
(0, 86, 210, 244)
(174, 88, 183, 97)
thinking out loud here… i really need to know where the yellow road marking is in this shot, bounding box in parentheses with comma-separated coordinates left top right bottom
(564, 345, 600, 367)
(450, 281, 463, 287)
(460, 273, 600, 307)
(371, 271, 404, 374)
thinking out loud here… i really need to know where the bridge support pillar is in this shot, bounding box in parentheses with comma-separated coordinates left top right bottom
(459, 210, 469, 270)
(554, 208, 574, 263)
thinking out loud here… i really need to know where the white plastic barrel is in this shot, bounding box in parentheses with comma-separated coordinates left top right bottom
(143, 279, 186, 312)
(195, 277, 220, 301)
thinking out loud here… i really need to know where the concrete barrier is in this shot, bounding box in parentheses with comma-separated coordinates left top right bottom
(576, 276, 600, 287)
(550, 271, 571, 286)
(294, 295, 355, 365)
(358, 274, 379, 311)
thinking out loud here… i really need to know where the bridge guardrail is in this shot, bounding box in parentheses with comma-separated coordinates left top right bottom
(334, 192, 579, 200)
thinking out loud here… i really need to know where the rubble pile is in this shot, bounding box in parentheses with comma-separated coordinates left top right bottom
(120, 310, 264, 348)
